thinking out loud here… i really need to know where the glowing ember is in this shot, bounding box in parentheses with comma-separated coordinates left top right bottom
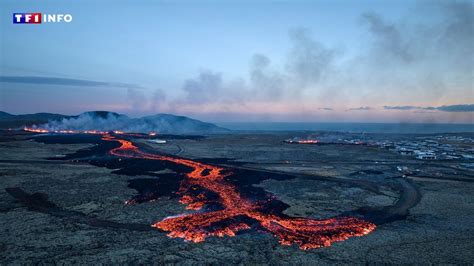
(23, 127, 123, 135)
(23, 127, 110, 134)
(23, 127, 50, 133)
(102, 134, 376, 250)
(285, 138, 319, 144)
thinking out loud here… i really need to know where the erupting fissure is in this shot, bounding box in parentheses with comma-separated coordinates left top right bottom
(101, 134, 376, 250)
(23, 127, 156, 137)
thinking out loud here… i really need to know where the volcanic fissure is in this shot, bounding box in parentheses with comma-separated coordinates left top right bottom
(101, 133, 376, 250)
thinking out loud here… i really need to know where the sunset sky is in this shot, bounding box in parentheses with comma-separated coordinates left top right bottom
(1, 0, 473, 123)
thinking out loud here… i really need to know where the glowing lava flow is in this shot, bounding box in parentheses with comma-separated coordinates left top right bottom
(102, 134, 376, 250)
(23, 127, 108, 135)
(23, 127, 152, 137)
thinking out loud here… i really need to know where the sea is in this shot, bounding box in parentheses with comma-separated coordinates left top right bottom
(216, 122, 474, 134)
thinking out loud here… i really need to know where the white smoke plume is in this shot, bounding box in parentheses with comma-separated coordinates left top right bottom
(38, 112, 228, 134)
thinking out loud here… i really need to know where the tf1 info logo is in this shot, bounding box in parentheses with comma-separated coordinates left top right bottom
(13, 13, 73, 24)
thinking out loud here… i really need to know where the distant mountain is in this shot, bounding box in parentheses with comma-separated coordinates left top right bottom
(0, 111, 69, 128)
(0, 111, 229, 134)
(0, 111, 68, 122)
(0, 111, 15, 120)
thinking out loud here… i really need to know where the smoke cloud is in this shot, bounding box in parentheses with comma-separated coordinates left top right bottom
(123, 0, 473, 123)
(176, 27, 337, 107)
(285, 28, 337, 89)
(360, 13, 416, 64)
(127, 88, 168, 114)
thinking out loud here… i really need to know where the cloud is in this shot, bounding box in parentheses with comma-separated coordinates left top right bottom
(0, 75, 140, 88)
(318, 107, 333, 111)
(383, 106, 418, 110)
(436, 104, 474, 112)
(346, 106, 372, 111)
(384, 104, 474, 112)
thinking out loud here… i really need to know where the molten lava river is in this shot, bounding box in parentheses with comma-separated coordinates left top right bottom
(101, 134, 375, 250)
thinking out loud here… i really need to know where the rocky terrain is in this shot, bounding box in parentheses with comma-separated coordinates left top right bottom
(0, 131, 473, 264)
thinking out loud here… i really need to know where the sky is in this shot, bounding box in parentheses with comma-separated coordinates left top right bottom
(0, 0, 473, 123)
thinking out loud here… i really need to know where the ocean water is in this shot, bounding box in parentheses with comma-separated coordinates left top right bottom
(216, 122, 474, 134)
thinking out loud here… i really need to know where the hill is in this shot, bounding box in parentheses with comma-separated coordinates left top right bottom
(0, 111, 228, 134)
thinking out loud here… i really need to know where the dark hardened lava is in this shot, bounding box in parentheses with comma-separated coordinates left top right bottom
(5, 187, 153, 231)
(33, 134, 295, 213)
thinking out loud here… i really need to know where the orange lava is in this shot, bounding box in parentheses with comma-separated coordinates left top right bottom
(23, 127, 143, 137)
(23, 127, 109, 135)
(102, 134, 376, 249)
(23, 127, 50, 133)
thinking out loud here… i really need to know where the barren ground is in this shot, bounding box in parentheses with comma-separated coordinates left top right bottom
(0, 132, 473, 264)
